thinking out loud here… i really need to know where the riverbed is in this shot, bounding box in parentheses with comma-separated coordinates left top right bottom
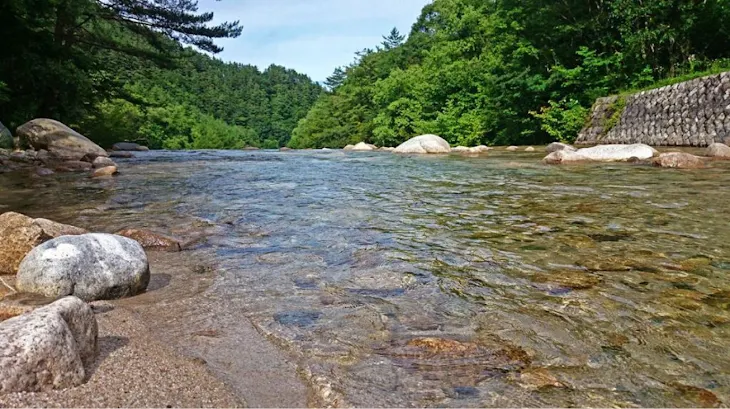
(1, 148, 729, 407)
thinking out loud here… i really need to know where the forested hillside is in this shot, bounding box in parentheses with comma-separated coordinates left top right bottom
(290, 0, 730, 149)
(0, 0, 322, 149)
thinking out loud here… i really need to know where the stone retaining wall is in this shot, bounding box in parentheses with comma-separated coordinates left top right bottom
(576, 71, 730, 146)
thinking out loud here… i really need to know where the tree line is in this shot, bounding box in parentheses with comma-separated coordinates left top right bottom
(290, 0, 730, 149)
(0, 0, 322, 149)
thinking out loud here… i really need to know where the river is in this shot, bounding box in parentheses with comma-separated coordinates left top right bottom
(1, 148, 729, 407)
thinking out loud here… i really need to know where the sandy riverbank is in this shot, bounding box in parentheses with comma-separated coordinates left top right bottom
(0, 251, 310, 408)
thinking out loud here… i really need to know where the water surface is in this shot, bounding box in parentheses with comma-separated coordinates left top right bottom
(2, 149, 729, 407)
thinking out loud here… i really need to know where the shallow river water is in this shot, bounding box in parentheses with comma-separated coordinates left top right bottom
(2, 148, 730, 407)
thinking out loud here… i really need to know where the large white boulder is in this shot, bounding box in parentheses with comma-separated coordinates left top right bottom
(16, 233, 150, 301)
(0, 296, 98, 393)
(394, 134, 450, 154)
(16, 118, 108, 161)
(350, 142, 377, 151)
(544, 144, 657, 164)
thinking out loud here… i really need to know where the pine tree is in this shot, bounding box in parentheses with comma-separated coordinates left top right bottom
(324, 67, 346, 90)
(382, 27, 405, 50)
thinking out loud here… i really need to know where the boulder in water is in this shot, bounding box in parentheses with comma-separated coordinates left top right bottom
(471, 145, 490, 153)
(16, 119, 107, 161)
(544, 144, 657, 164)
(0, 296, 98, 393)
(506, 146, 519, 151)
(451, 146, 470, 152)
(16, 233, 150, 301)
(706, 143, 730, 159)
(394, 134, 450, 154)
(343, 144, 355, 151)
(92, 156, 116, 168)
(91, 165, 117, 178)
(652, 152, 706, 169)
(525, 146, 535, 152)
(351, 142, 377, 151)
(111, 142, 149, 151)
(546, 142, 576, 153)
(116, 228, 181, 252)
(0, 212, 87, 275)
(0, 121, 13, 150)
(279, 147, 292, 151)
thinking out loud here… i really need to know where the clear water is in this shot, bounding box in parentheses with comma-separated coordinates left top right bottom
(2, 149, 730, 407)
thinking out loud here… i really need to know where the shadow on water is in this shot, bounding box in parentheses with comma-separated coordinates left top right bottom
(2, 148, 730, 407)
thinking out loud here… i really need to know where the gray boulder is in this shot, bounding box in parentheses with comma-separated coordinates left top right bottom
(394, 134, 450, 154)
(706, 143, 730, 159)
(111, 142, 149, 152)
(0, 296, 98, 393)
(16, 119, 108, 161)
(652, 152, 705, 169)
(546, 142, 576, 153)
(0, 121, 12, 150)
(16, 233, 150, 301)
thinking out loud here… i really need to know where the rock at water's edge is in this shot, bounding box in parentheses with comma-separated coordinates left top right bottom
(92, 165, 117, 178)
(0, 212, 87, 275)
(351, 142, 377, 151)
(343, 144, 355, 151)
(544, 144, 657, 164)
(506, 146, 519, 151)
(394, 134, 450, 154)
(16, 233, 150, 301)
(109, 151, 134, 158)
(16, 119, 107, 161)
(92, 156, 116, 168)
(0, 121, 13, 150)
(0, 296, 98, 393)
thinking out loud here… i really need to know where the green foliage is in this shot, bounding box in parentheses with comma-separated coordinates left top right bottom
(292, 0, 730, 148)
(603, 96, 628, 136)
(531, 99, 590, 144)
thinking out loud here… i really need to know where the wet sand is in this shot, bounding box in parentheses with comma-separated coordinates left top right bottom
(0, 251, 310, 408)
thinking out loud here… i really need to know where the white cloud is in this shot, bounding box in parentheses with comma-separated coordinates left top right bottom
(199, 0, 430, 81)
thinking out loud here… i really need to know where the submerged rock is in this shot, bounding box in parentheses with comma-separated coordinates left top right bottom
(116, 228, 181, 252)
(652, 152, 706, 169)
(0, 212, 87, 275)
(394, 134, 450, 154)
(279, 147, 292, 151)
(111, 142, 149, 151)
(35, 167, 55, 176)
(0, 296, 98, 393)
(544, 143, 657, 164)
(351, 142, 377, 151)
(16, 119, 108, 161)
(706, 143, 730, 159)
(525, 146, 535, 152)
(16, 233, 150, 301)
(546, 142, 576, 153)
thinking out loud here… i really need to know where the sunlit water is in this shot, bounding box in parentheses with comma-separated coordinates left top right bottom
(2, 149, 730, 407)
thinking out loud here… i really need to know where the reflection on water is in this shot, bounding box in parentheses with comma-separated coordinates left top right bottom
(2, 148, 730, 407)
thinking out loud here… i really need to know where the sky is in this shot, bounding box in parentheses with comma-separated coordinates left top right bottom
(200, 0, 430, 82)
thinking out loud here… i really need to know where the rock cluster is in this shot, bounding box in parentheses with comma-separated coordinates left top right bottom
(0, 212, 169, 394)
(577, 71, 730, 146)
(0, 118, 119, 177)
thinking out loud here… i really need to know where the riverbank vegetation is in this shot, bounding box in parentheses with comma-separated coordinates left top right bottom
(290, 0, 730, 148)
(0, 0, 322, 149)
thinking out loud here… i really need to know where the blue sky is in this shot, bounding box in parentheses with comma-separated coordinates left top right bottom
(201, 0, 430, 82)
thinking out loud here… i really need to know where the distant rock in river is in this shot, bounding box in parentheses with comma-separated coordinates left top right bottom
(394, 134, 450, 154)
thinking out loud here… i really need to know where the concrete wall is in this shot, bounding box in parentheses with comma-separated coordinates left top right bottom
(576, 71, 730, 146)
